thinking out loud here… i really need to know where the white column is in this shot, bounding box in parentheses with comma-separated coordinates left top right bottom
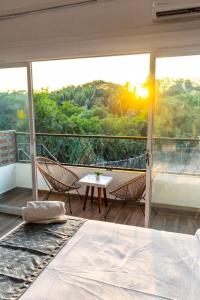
(27, 62, 38, 201)
(145, 53, 156, 228)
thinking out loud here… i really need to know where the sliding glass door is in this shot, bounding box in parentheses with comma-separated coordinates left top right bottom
(0, 65, 37, 215)
(150, 55, 200, 234)
(32, 54, 150, 224)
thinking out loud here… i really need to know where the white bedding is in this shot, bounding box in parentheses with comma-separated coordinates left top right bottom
(20, 220, 200, 300)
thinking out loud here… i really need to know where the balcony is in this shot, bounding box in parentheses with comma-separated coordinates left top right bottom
(1, 130, 200, 237)
(3, 130, 146, 209)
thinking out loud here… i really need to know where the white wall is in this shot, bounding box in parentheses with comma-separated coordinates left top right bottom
(0, 164, 16, 194)
(15, 163, 32, 189)
(0, 0, 200, 63)
(2, 163, 200, 209)
(152, 173, 200, 209)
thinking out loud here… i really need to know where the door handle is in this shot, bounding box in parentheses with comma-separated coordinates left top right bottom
(145, 151, 151, 167)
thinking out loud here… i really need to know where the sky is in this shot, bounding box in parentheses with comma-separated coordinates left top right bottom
(156, 55, 200, 80)
(32, 54, 150, 91)
(0, 54, 200, 92)
(0, 54, 149, 92)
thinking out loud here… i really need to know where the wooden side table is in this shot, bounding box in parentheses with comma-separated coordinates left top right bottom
(79, 174, 113, 213)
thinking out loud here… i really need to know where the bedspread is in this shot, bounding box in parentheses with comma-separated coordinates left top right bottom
(20, 220, 200, 300)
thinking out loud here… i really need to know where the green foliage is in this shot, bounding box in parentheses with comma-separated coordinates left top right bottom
(0, 91, 29, 131)
(2, 78, 200, 167)
(155, 79, 200, 138)
(0, 81, 149, 165)
(1, 78, 200, 140)
(95, 171, 103, 176)
(30, 81, 148, 136)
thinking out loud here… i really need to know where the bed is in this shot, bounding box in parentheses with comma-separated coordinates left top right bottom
(1, 217, 200, 300)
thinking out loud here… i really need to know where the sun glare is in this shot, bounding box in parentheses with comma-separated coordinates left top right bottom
(128, 82, 149, 99)
(136, 85, 149, 98)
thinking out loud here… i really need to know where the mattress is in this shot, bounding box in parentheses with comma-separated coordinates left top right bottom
(19, 220, 200, 300)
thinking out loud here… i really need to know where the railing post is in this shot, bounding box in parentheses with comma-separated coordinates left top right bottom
(14, 131, 18, 163)
(41, 144, 44, 157)
(18, 148, 23, 161)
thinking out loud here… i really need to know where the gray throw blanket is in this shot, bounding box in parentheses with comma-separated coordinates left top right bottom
(0, 217, 85, 300)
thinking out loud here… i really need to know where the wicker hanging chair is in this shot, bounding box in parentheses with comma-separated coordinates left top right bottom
(36, 157, 82, 214)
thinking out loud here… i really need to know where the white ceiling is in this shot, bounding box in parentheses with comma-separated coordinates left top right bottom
(0, 0, 200, 63)
(0, 0, 88, 16)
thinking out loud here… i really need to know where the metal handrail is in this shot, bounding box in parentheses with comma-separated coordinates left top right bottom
(16, 132, 200, 142)
(16, 132, 147, 140)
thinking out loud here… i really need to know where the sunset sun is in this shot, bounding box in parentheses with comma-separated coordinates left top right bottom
(135, 85, 149, 98)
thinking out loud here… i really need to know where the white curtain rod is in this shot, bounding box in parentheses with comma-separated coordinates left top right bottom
(0, 0, 117, 21)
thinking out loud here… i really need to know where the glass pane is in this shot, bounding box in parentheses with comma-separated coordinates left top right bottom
(151, 55, 200, 234)
(0, 67, 32, 218)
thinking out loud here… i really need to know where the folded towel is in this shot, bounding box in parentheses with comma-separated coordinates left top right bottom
(27, 201, 65, 208)
(22, 201, 66, 223)
(31, 215, 68, 224)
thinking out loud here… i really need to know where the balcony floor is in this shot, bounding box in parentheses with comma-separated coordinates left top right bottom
(0, 187, 200, 238)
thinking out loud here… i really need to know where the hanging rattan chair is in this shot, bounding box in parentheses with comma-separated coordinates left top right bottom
(105, 173, 146, 218)
(36, 157, 82, 214)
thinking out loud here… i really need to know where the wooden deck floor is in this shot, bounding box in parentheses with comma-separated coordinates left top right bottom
(0, 187, 200, 237)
